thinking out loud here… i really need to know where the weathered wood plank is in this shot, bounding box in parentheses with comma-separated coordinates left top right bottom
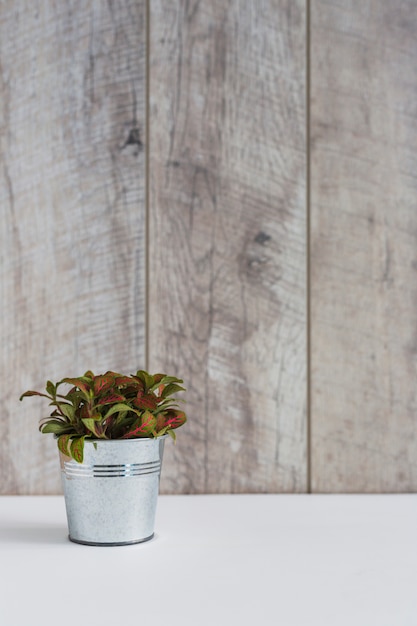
(311, 0, 417, 491)
(0, 0, 146, 494)
(150, 1, 307, 493)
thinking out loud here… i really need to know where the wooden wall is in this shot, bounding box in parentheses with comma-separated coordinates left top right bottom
(0, 0, 147, 493)
(311, 0, 417, 492)
(1, 0, 416, 494)
(149, 0, 306, 494)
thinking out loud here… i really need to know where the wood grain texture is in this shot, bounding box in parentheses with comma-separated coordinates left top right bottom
(311, 1, 417, 491)
(150, 1, 307, 493)
(0, 0, 146, 494)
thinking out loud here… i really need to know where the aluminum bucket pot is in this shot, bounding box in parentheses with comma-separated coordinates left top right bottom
(59, 437, 166, 546)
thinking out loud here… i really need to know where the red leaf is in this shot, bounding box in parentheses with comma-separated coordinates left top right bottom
(93, 374, 114, 395)
(133, 393, 158, 410)
(118, 381, 143, 402)
(19, 390, 51, 401)
(122, 412, 156, 438)
(121, 419, 146, 438)
(61, 378, 91, 396)
(114, 376, 134, 387)
(96, 393, 125, 406)
(161, 410, 187, 430)
(156, 414, 167, 431)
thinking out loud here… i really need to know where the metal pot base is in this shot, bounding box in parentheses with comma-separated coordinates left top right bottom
(68, 533, 154, 547)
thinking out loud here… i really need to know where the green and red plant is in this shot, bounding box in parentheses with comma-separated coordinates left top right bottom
(20, 370, 187, 463)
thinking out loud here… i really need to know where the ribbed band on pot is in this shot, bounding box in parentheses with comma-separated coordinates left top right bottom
(62, 460, 161, 478)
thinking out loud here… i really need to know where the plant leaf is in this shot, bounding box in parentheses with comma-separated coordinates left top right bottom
(133, 393, 159, 410)
(160, 410, 187, 430)
(167, 429, 177, 442)
(70, 437, 85, 463)
(161, 383, 186, 399)
(57, 434, 72, 457)
(52, 402, 75, 421)
(46, 380, 56, 397)
(60, 377, 91, 397)
(113, 410, 128, 425)
(96, 392, 126, 406)
(20, 390, 51, 401)
(121, 411, 157, 438)
(159, 376, 184, 386)
(139, 411, 157, 435)
(103, 403, 140, 420)
(81, 418, 105, 438)
(40, 421, 74, 435)
(135, 370, 154, 391)
(153, 399, 183, 416)
(114, 375, 134, 387)
(93, 374, 114, 396)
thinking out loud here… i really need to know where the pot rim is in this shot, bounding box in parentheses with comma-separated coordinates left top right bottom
(54, 435, 167, 443)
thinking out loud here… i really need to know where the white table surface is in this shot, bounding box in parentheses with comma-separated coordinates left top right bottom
(0, 494, 416, 626)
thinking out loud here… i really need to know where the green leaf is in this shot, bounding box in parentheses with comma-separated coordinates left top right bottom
(113, 410, 128, 425)
(167, 429, 177, 442)
(103, 403, 140, 420)
(160, 376, 184, 386)
(70, 437, 85, 463)
(153, 399, 183, 416)
(135, 370, 154, 391)
(46, 380, 56, 397)
(161, 383, 186, 399)
(40, 420, 74, 435)
(148, 375, 168, 392)
(63, 389, 85, 408)
(81, 418, 105, 438)
(57, 434, 72, 457)
(53, 402, 75, 421)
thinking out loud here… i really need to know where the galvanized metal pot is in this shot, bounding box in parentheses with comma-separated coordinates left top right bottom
(59, 437, 166, 546)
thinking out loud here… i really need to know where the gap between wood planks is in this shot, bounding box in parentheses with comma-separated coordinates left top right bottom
(306, 0, 312, 494)
(145, 0, 151, 371)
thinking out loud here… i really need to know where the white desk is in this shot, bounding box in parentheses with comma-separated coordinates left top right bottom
(0, 494, 416, 625)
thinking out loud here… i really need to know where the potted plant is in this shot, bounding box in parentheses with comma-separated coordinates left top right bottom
(20, 369, 187, 546)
